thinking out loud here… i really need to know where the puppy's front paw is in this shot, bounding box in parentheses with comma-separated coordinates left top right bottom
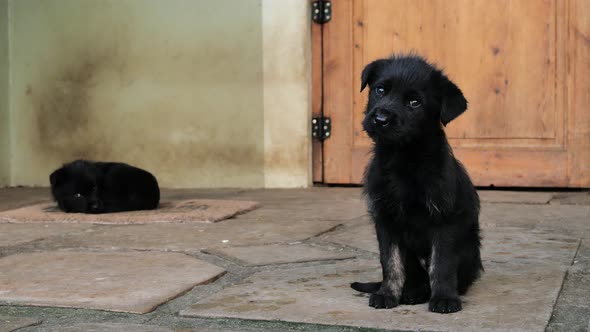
(428, 297, 462, 313)
(369, 293, 399, 309)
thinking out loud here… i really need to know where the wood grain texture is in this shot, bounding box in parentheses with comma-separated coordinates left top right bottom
(323, 0, 354, 183)
(352, 0, 562, 146)
(322, 0, 589, 187)
(351, 146, 567, 187)
(567, 0, 590, 187)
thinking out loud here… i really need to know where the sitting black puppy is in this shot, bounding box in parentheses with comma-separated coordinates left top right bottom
(351, 55, 483, 314)
(49, 160, 160, 214)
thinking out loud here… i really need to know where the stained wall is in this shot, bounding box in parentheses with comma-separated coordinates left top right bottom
(0, 0, 9, 186)
(5, 0, 310, 188)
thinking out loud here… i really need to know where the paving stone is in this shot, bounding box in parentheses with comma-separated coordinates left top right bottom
(550, 191, 590, 205)
(206, 243, 356, 266)
(56, 219, 343, 252)
(572, 240, 590, 273)
(546, 304, 590, 332)
(53, 324, 174, 332)
(0, 188, 588, 331)
(322, 223, 579, 267)
(320, 222, 378, 253)
(53, 324, 240, 332)
(477, 191, 554, 204)
(152, 188, 363, 207)
(480, 203, 590, 235)
(237, 201, 366, 223)
(0, 223, 91, 248)
(182, 259, 566, 332)
(552, 272, 590, 308)
(0, 251, 225, 313)
(0, 315, 41, 332)
(545, 298, 590, 332)
(481, 226, 579, 266)
(232, 188, 364, 204)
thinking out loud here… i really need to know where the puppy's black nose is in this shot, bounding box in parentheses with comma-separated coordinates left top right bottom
(373, 109, 390, 126)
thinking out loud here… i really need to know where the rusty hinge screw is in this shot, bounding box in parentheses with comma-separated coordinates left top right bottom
(312, 1, 332, 24)
(312, 117, 331, 141)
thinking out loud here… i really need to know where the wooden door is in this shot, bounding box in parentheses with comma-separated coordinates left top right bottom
(316, 0, 590, 187)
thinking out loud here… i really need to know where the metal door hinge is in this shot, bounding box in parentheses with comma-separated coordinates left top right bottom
(312, 1, 331, 24)
(312, 117, 331, 141)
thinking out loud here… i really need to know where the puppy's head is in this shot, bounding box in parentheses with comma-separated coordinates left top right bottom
(49, 160, 102, 213)
(361, 55, 467, 145)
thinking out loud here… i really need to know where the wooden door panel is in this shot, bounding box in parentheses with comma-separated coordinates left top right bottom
(353, 0, 560, 142)
(312, 20, 324, 183)
(323, 0, 355, 183)
(320, 0, 590, 187)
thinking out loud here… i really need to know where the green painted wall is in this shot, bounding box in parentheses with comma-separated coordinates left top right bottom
(5, 0, 310, 188)
(0, 0, 8, 186)
(10, 0, 265, 187)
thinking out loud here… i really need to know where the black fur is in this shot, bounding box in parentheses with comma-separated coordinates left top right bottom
(49, 160, 160, 214)
(351, 54, 483, 314)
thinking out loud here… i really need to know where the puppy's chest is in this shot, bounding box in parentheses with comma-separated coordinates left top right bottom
(369, 176, 447, 221)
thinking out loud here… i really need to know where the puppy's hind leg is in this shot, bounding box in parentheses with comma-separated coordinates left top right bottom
(457, 247, 483, 295)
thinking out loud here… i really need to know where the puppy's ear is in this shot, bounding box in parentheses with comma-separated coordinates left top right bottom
(49, 168, 65, 187)
(361, 59, 388, 92)
(440, 75, 468, 126)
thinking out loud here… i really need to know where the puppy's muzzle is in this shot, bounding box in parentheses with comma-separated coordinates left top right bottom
(373, 108, 392, 127)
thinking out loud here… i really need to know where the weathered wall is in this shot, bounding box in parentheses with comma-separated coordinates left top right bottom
(262, 0, 311, 187)
(6, 0, 311, 188)
(10, 0, 266, 188)
(0, 0, 8, 186)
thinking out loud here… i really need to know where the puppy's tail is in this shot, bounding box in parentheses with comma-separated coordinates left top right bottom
(350, 281, 381, 293)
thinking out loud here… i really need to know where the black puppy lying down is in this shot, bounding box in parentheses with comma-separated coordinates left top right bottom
(351, 55, 483, 313)
(50, 160, 160, 214)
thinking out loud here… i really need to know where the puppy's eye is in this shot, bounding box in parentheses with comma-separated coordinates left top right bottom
(408, 99, 422, 108)
(375, 87, 385, 96)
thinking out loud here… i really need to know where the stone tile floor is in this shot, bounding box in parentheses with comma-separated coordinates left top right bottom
(0, 187, 588, 332)
(0, 251, 225, 313)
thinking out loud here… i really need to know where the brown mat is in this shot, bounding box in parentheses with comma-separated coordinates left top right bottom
(0, 199, 259, 224)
